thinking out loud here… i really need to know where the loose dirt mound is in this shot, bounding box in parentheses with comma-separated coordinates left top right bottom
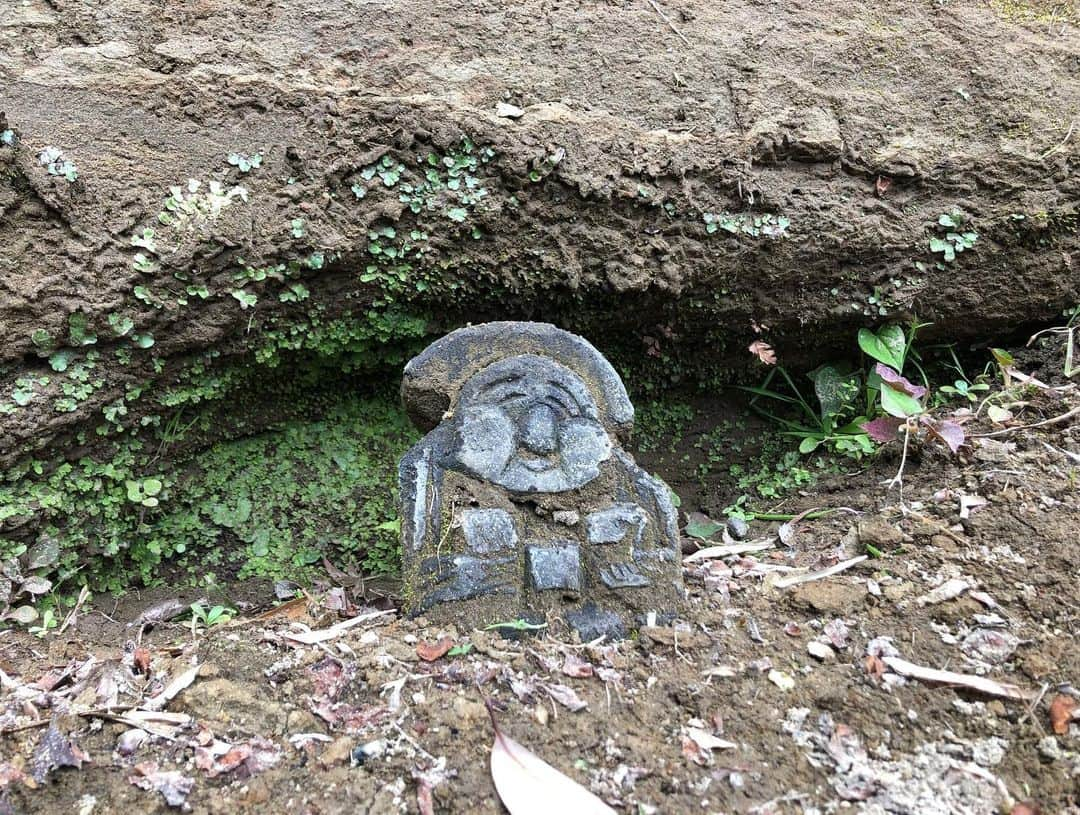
(1, 391, 1077, 813)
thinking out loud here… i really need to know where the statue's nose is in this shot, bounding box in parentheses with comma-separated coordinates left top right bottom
(520, 404, 557, 454)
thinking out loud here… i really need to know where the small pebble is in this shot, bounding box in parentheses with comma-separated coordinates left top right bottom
(726, 516, 750, 541)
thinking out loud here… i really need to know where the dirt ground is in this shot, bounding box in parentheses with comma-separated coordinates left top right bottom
(2, 375, 1078, 814)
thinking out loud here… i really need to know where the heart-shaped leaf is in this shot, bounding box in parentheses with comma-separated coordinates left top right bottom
(880, 386, 923, 418)
(858, 328, 903, 370)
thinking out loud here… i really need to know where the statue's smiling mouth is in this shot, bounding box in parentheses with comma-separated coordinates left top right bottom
(518, 455, 557, 472)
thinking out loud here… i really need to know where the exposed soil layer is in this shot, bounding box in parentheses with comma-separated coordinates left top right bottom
(2, 0, 1079, 463)
(1, 387, 1077, 814)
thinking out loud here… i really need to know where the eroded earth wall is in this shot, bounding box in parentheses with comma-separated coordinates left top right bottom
(0, 1, 1077, 555)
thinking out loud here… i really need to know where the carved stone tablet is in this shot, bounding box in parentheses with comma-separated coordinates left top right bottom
(398, 321, 683, 638)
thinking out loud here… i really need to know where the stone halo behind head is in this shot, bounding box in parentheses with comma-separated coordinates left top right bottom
(400, 321, 635, 441)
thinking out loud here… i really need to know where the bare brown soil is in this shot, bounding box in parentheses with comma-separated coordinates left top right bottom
(1, 384, 1077, 814)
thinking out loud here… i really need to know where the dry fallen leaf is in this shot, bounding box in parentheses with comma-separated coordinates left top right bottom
(32, 721, 89, 783)
(864, 655, 885, 682)
(561, 654, 594, 679)
(748, 340, 777, 365)
(881, 656, 1034, 700)
(488, 704, 615, 814)
(129, 762, 194, 808)
(416, 638, 454, 662)
(542, 683, 588, 712)
(1049, 694, 1078, 735)
(143, 663, 200, 712)
(133, 647, 152, 676)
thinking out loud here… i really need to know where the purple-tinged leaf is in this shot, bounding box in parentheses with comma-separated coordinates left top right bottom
(921, 417, 965, 454)
(874, 364, 927, 398)
(860, 417, 903, 443)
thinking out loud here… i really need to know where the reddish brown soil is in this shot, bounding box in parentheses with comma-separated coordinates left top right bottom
(2, 386, 1077, 814)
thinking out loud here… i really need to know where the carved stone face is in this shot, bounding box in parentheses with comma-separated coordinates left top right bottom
(451, 355, 612, 493)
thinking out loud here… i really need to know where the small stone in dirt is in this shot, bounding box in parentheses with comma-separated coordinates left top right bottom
(961, 628, 1020, 664)
(726, 516, 749, 541)
(1037, 736, 1064, 762)
(858, 518, 904, 549)
(789, 580, 865, 615)
(641, 625, 710, 650)
(318, 737, 353, 768)
(351, 739, 386, 767)
(971, 737, 1008, 767)
(565, 603, 625, 642)
(768, 669, 795, 691)
(495, 102, 524, 118)
(451, 696, 488, 724)
(807, 641, 835, 661)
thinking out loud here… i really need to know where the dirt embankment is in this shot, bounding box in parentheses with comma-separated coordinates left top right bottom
(0, 0, 1078, 462)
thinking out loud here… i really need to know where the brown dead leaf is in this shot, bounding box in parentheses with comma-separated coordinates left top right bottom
(681, 734, 710, 766)
(31, 721, 89, 783)
(134, 648, 151, 676)
(748, 340, 777, 365)
(1010, 803, 1041, 815)
(864, 655, 885, 682)
(129, 762, 194, 808)
(254, 595, 310, 621)
(416, 637, 454, 662)
(560, 654, 594, 679)
(1049, 694, 1078, 735)
(542, 683, 588, 712)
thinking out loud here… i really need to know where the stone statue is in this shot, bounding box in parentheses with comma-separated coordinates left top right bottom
(398, 322, 683, 640)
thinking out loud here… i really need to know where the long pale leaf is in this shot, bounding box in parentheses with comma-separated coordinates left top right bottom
(881, 656, 1034, 701)
(490, 721, 615, 814)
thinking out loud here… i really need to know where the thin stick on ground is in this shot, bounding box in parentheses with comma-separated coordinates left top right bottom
(884, 421, 913, 501)
(971, 406, 1080, 439)
(1041, 118, 1075, 159)
(645, 0, 691, 46)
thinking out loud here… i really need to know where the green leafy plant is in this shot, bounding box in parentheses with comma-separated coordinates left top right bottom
(38, 146, 78, 182)
(227, 152, 262, 173)
(190, 602, 233, 628)
(28, 608, 58, 638)
(126, 477, 164, 508)
(743, 365, 873, 457)
(939, 379, 990, 403)
(231, 290, 258, 309)
(703, 211, 790, 238)
(929, 211, 978, 262)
